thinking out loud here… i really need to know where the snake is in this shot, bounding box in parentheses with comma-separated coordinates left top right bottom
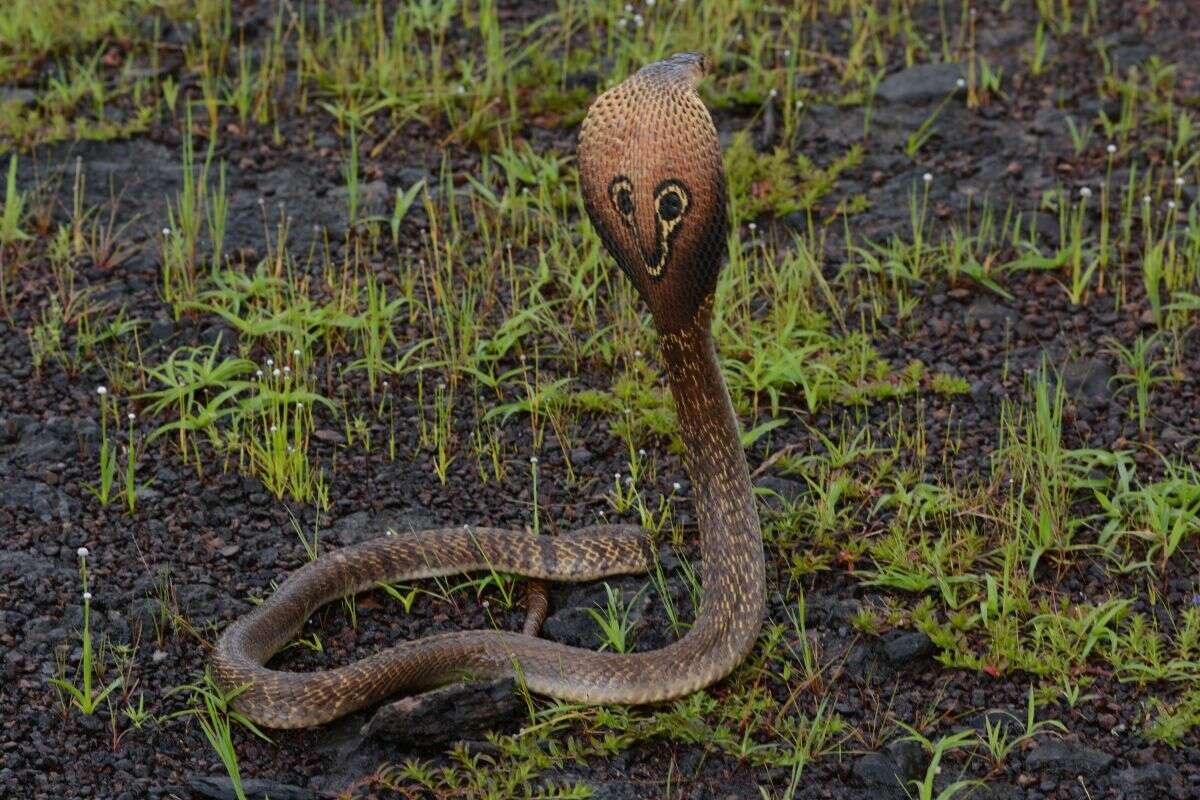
(212, 52, 765, 729)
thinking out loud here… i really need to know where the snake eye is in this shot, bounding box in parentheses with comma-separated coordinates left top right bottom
(610, 177, 635, 219)
(655, 182, 688, 224)
(657, 191, 681, 221)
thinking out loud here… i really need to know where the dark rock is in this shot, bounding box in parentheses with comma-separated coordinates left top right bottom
(852, 740, 926, 799)
(588, 780, 641, 800)
(1112, 763, 1186, 798)
(0, 478, 78, 521)
(876, 62, 966, 105)
(1026, 740, 1114, 776)
(966, 298, 1018, 327)
(755, 474, 804, 508)
(362, 679, 523, 747)
(185, 775, 317, 800)
(10, 416, 97, 465)
(330, 508, 438, 546)
(881, 630, 936, 667)
(1058, 358, 1113, 402)
(541, 605, 601, 648)
(1111, 45, 1152, 71)
(542, 583, 648, 650)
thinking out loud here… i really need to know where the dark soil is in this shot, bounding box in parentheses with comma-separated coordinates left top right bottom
(3, 2, 1200, 799)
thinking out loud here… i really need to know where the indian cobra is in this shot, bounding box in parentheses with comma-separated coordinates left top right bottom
(212, 52, 765, 729)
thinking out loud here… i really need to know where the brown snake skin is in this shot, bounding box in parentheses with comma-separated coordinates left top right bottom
(212, 52, 766, 729)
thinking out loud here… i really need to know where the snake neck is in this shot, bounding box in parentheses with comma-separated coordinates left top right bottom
(659, 299, 765, 663)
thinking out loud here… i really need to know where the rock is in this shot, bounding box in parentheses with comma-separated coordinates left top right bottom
(541, 605, 602, 649)
(1025, 740, 1114, 776)
(542, 583, 649, 650)
(10, 416, 97, 465)
(185, 775, 317, 799)
(755, 474, 804, 509)
(0, 87, 36, 106)
(587, 781, 642, 800)
(876, 62, 966, 105)
(330, 508, 438, 546)
(1058, 358, 1113, 402)
(362, 679, 523, 747)
(852, 738, 926, 799)
(0, 478, 78, 521)
(1112, 764, 1186, 798)
(1111, 45, 1152, 71)
(966, 298, 1018, 327)
(881, 630, 936, 667)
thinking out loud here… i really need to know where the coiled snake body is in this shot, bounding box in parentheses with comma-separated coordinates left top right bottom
(213, 53, 766, 729)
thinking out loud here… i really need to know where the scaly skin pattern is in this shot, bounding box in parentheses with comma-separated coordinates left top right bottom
(212, 51, 766, 729)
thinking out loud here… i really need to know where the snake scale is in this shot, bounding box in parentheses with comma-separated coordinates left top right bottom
(212, 52, 766, 729)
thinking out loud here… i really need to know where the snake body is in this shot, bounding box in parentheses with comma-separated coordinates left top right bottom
(213, 53, 765, 729)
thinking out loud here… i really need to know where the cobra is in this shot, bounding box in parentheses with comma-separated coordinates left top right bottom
(212, 52, 765, 729)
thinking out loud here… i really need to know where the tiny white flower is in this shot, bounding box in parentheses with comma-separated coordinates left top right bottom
(796, 100, 804, 109)
(482, 600, 489, 608)
(782, 49, 791, 58)
(256, 370, 263, 379)
(672, 482, 682, 492)
(296, 401, 303, 409)
(1079, 186, 1092, 198)
(272, 368, 281, 378)
(128, 412, 136, 421)
(615, 472, 621, 480)
(1106, 143, 1116, 154)
(638, 449, 647, 457)
(266, 358, 274, 367)
(634, 13, 643, 26)
(1143, 194, 1152, 205)
(624, 2, 632, 9)
(270, 425, 278, 433)
(735, 33, 743, 42)
(530, 456, 538, 464)
(634, 350, 642, 358)
(152, 649, 167, 663)
(161, 227, 171, 236)
(96, 385, 107, 396)
(748, 222, 757, 231)
(82, 591, 92, 601)
(646, 0, 655, 6)
(457, 85, 466, 95)
(617, 17, 627, 28)
(956, 78, 966, 88)
(769, 88, 778, 98)
(923, 172, 933, 183)
(1175, 177, 1184, 187)
(283, 365, 291, 374)
(1167, 200, 1176, 210)
(293, 349, 301, 358)
(257, 197, 265, 206)
(77, 546, 89, 558)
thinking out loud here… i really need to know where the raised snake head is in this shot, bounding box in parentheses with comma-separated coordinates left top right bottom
(579, 52, 729, 334)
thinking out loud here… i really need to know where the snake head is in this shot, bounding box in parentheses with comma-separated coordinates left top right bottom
(579, 52, 728, 333)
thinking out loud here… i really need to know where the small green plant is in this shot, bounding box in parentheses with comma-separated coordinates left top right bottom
(900, 728, 981, 800)
(0, 153, 30, 244)
(83, 385, 118, 506)
(169, 672, 271, 800)
(48, 547, 122, 715)
(977, 687, 1067, 771)
(1106, 333, 1169, 435)
(586, 583, 645, 653)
